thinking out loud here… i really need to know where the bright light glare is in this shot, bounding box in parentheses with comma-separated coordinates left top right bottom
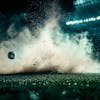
(66, 16, 100, 25)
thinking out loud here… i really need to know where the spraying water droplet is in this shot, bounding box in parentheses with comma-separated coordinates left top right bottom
(62, 90, 67, 95)
(68, 82, 71, 86)
(32, 83, 36, 86)
(74, 82, 77, 86)
(86, 84, 89, 87)
(29, 91, 39, 100)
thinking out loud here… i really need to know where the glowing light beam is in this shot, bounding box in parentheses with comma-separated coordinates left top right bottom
(66, 16, 100, 25)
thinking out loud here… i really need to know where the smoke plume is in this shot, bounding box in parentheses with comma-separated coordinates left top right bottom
(0, 2, 100, 74)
